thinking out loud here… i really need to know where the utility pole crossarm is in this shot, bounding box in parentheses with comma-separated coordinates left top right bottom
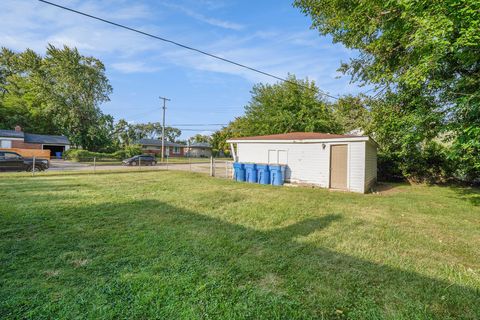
(159, 96, 171, 162)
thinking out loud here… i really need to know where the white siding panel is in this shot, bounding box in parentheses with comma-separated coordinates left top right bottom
(347, 142, 365, 193)
(364, 141, 377, 191)
(237, 142, 330, 186)
(236, 140, 372, 193)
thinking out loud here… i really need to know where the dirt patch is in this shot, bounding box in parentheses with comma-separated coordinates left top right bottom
(372, 183, 406, 195)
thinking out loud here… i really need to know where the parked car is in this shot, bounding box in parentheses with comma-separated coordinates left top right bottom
(122, 155, 157, 166)
(0, 151, 49, 172)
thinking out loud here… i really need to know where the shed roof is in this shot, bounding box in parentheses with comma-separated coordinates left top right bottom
(227, 132, 364, 141)
(0, 129, 25, 139)
(24, 133, 70, 145)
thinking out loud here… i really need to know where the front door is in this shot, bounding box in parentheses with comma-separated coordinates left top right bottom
(330, 145, 348, 189)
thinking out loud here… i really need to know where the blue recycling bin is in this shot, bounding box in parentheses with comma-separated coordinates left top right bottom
(55, 152, 62, 159)
(269, 164, 284, 186)
(244, 163, 257, 183)
(256, 164, 270, 184)
(233, 162, 246, 182)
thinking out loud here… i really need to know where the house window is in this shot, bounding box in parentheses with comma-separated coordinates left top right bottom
(173, 147, 180, 154)
(0, 140, 12, 148)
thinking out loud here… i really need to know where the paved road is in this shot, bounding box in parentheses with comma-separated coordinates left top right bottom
(48, 160, 232, 178)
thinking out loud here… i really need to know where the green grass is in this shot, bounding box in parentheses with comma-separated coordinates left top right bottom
(1, 171, 479, 319)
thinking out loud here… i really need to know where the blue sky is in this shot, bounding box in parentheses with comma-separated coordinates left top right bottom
(1, 0, 366, 139)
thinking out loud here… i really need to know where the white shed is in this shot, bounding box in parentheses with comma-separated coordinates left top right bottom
(227, 132, 377, 193)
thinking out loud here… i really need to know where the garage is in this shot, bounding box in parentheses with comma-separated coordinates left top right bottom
(227, 132, 377, 193)
(24, 133, 70, 158)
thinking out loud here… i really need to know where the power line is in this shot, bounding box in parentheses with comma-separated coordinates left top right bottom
(38, 0, 339, 100)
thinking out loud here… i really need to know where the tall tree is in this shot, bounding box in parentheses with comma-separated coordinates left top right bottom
(233, 75, 340, 136)
(294, 0, 480, 180)
(0, 45, 114, 151)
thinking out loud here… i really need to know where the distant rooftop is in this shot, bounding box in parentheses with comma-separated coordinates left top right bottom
(24, 133, 70, 145)
(0, 129, 24, 139)
(189, 142, 211, 148)
(138, 138, 185, 147)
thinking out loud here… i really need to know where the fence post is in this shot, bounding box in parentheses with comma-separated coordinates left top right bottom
(93, 157, 96, 174)
(166, 156, 169, 170)
(210, 156, 215, 177)
(32, 156, 36, 177)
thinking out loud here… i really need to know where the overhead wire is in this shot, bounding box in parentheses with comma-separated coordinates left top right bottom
(38, 0, 339, 100)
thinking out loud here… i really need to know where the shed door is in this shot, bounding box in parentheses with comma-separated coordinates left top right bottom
(330, 145, 348, 189)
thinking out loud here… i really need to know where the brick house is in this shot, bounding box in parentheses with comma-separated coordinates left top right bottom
(138, 138, 185, 157)
(0, 126, 70, 157)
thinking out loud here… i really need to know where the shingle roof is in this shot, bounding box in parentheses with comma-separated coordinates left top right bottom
(0, 129, 24, 138)
(227, 132, 363, 141)
(24, 133, 70, 145)
(138, 138, 185, 147)
(189, 142, 211, 148)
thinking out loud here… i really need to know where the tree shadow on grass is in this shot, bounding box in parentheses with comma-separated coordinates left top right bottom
(1, 199, 479, 319)
(450, 186, 480, 206)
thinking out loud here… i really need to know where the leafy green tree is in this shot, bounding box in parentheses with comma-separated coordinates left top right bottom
(331, 95, 370, 133)
(213, 75, 341, 156)
(188, 134, 211, 145)
(234, 75, 340, 136)
(0, 45, 114, 151)
(294, 0, 480, 181)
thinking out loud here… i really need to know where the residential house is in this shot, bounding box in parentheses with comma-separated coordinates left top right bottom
(138, 138, 185, 157)
(0, 126, 70, 157)
(185, 142, 212, 158)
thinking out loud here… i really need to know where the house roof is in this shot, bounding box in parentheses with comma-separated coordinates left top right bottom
(0, 129, 25, 139)
(227, 132, 364, 141)
(24, 133, 70, 145)
(138, 138, 185, 147)
(189, 142, 211, 148)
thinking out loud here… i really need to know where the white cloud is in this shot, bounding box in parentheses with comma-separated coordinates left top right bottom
(161, 2, 244, 31)
(111, 61, 162, 73)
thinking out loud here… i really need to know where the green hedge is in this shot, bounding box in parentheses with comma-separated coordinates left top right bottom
(64, 145, 143, 161)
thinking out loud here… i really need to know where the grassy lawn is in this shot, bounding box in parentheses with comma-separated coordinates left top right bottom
(1, 171, 479, 319)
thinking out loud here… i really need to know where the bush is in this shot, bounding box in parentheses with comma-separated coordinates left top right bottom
(64, 145, 144, 161)
(378, 142, 455, 184)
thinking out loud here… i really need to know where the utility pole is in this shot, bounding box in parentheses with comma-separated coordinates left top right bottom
(159, 96, 171, 162)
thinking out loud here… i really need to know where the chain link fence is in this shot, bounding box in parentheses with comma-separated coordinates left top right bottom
(41, 156, 234, 179)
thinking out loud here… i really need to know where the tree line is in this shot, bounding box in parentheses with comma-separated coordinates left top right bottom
(0, 45, 186, 153)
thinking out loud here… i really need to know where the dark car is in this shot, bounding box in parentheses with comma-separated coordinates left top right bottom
(0, 151, 49, 172)
(122, 155, 157, 166)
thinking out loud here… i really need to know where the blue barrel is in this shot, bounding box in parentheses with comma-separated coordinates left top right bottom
(55, 152, 62, 159)
(233, 162, 246, 182)
(244, 163, 257, 183)
(256, 164, 270, 184)
(269, 165, 284, 186)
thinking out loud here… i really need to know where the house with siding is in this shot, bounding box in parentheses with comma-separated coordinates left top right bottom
(185, 142, 212, 158)
(138, 138, 185, 157)
(0, 125, 70, 157)
(227, 132, 377, 193)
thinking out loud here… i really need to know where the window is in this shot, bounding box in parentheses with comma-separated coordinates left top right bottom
(173, 147, 180, 154)
(4, 152, 21, 159)
(0, 140, 12, 148)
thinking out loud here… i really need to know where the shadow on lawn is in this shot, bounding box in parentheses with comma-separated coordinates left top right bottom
(450, 186, 480, 206)
(2, 199, 479, 319)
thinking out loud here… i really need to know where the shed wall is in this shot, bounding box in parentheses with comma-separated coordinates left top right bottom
(236, 141, 368, 192)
